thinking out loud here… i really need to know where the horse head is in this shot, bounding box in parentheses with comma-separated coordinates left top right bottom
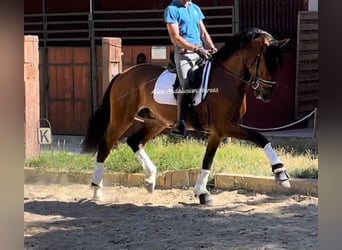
(213, 28, 289, 103)
(246, 33, 290, 102)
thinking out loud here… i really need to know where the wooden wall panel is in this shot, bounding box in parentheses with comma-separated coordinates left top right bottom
(47, 47, 91, 135)
(239, 0, 308, 53)
(295, 11, 318, 119)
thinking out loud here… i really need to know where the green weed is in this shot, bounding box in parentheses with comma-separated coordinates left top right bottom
(25, 136, 318, 179)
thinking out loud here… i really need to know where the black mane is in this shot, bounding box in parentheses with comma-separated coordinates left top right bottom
(212, 28, 284, 71)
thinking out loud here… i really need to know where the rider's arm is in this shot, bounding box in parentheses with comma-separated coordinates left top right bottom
(166, 22, 198, 52)
(199, 21, 216, 50)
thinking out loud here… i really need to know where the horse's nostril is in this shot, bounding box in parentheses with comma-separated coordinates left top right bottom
(263, 95, 272, 102)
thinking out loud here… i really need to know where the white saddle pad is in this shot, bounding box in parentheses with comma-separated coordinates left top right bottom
(153, 61, 212, 106)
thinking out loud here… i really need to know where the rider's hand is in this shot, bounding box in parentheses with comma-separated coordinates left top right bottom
(209, 47, 218, 55)
(194, 46, 212, 60)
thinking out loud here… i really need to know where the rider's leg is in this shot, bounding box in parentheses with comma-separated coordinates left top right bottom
(170, 50, 199, 138)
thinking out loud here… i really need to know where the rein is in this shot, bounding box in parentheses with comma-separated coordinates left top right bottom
(210, 47, 276, 90)
(213, 61, 254, 86)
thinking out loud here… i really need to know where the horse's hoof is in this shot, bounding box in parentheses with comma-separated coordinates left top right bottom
(92, 195, 103, 201)
(199, 193, 213, 206)
(145, 173, 156, 193)
(91, 183, 104, 201)
(280, 180, 291, 188)
(145, 182, 155, 193)
(92, 190, 104, 201)
(275, 170, 291, 188)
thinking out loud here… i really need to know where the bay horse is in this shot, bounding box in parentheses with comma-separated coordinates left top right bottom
(82, 28, 291, 205)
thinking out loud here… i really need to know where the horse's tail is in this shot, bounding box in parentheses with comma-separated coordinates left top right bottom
(81, 74, 120, 154)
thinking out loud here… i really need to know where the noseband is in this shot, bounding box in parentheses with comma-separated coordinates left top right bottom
(249, 46, 277, 90)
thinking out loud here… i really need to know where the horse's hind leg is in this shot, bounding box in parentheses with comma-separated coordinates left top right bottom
(126, 118, 167, 193)
(221, 124, 291, 188)
(194, 134, 221, 205)
(91, 119, 136, 201)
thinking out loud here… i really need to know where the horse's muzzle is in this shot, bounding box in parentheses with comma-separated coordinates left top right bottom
(254, 88, 273, 102)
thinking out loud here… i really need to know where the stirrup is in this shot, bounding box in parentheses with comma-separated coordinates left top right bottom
(170, 129, 187, 138)
(170, 125, 187, 138)
(170, 120, 187, 138)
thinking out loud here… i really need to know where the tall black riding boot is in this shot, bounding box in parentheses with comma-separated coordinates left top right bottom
(170, 93, 190, 138)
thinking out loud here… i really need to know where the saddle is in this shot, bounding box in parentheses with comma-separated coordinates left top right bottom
(167, 59, 208, 131)
(170, 59, 207, 102)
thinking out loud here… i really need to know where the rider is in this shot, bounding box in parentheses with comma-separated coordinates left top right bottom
(164, 0, 217, 138)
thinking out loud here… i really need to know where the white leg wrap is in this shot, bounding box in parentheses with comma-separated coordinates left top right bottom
(92, 162, 104, 187)
(194, 169, 210, 196)
(135, 149, 157, 190)
(263, 143, 283, 166)
(264, 143, 290, 188)
(92, 185, 103, 201)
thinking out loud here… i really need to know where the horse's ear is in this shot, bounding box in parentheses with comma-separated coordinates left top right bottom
(278, 38, 290, 48)
(250, 37, 265, 48)
(263, 37, 271, 46)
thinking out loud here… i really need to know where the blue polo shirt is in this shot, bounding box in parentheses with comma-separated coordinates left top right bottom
(164, 0, 205, 45)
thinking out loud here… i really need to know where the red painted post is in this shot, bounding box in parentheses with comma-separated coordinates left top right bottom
(24, 35, 40, 158)
(101, 37, 122, 100)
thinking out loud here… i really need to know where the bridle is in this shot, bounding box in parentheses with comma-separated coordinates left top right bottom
(208, 43, 277, 91)
(248, 46, 277, 90)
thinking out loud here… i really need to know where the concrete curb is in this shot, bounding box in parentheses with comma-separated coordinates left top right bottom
(215, 173, 318, 196)
(24, 168, 318, 197)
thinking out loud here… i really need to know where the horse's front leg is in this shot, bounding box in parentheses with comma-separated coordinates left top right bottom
(264, 141, 291, 188)
(194, 134, 221, 205)
(224, 125, 291, 188)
